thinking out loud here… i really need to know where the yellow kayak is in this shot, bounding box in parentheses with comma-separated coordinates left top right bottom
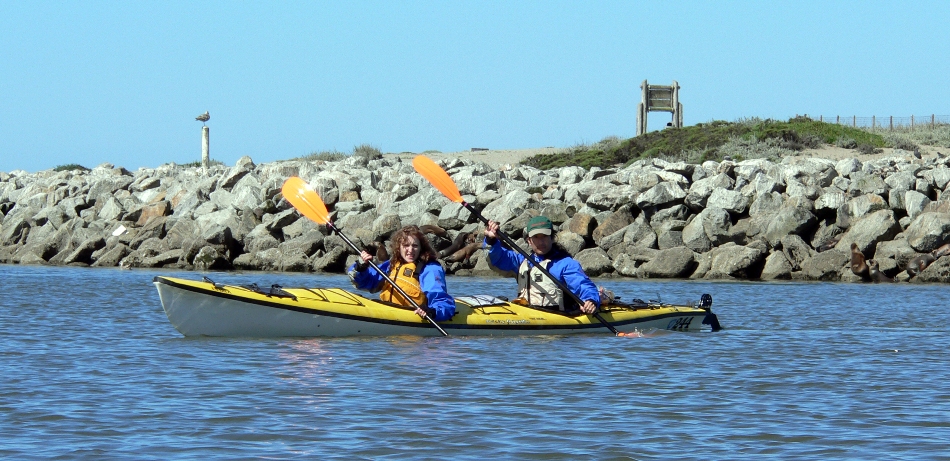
(154, 276, 722, 337)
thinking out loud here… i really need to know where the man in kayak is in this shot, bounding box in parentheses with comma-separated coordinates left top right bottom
(347, 225, 456, 321)
(484, 216, 600, 315)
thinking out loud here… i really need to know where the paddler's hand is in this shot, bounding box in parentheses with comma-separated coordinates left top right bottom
(580, 300, 598, 315)
(356, 250, 372, 271)
(485, 220, 499, 244)
(414, 307, 433, 319)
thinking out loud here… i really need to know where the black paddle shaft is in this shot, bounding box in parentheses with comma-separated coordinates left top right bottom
(327, 222, 449, 337)
(461, 201, 621, 335)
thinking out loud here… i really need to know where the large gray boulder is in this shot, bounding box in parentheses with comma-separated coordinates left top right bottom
(836, 209, 902, 256)
(706, 188, 749, 215)
(749, 192, 784, 217)
(682, 207, 731, 253)
(636, 182, 686, 210)
(835, 158, 862, 178)
(622, 220, 658, 249)
(914, 256, 950, 283)
(814, 191, 848, 214)
(799, 249, 849, 280)
(762, 205, 816, 247)
(919, 166, 950, 190)
(575, 247, 612, 277)
(91, 243, 130, 267)
(885, 171, 917, 192)
(685, 173, 734, 210)
(903, 212, 950, 252)
(564, 212, 595, 239)
(848, 172, 888, 197)
(904, 190, 931, 220)
(591, 206, 635, 246)
(701, 243, 766, 279)
(760, 251, 793, 280)
(638, 246, 696, 278)
(655, 220, 686, 250)
(564, 179, 611, 204)
(586, 184, 636, 211)
(846, 194, 888, 220)
(626, 169, 663, 193)
(555, 231, 586, 256)
(484, 187, 534, 224)
(780, 234, 815, 271)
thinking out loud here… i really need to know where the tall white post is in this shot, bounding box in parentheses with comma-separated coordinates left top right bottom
(201, 126, 210, 169)
(671, 80, 682, 128)
(637, 80, 649, 136)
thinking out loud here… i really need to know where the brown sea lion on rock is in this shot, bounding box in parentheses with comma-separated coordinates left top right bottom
(906, 253, 936, 277)
(420, 224, 448, 238)
(440, 231, 476, 258)
(444, 241, 482, 265)
(906, 243, 950, 277)
(932, 243, 950, 259)
(815, 235, 842, 253)
(850, 243, 869, 279)
(868, 259, 894, 283)
(363, 241, 389, 262)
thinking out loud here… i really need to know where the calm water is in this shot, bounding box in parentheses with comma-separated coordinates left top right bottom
(1, 265, 949, 460)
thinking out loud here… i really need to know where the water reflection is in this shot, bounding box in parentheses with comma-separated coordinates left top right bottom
(4, 265, 950, 459)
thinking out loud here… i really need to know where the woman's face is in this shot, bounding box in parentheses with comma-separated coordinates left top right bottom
(399, 235, 422, 263)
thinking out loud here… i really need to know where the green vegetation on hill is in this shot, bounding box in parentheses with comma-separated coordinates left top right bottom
(297, 144, 383, 162)
(521, 117, 890, 170)
(181, 159, 225, 168)
(53, 164, 90, 172)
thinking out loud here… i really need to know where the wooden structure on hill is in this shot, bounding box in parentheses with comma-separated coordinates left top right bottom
(637, 80, 682, 136)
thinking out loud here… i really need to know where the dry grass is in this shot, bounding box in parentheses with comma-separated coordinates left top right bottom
(870, 124, 950, 149)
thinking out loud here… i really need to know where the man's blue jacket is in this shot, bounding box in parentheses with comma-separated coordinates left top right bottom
(485, 239, 600, 309)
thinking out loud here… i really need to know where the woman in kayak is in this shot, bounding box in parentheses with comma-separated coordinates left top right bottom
(484, 215, 600, 315)
(347, 225, 456, 321)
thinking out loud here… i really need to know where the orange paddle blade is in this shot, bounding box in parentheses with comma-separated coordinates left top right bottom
(413, 155, 462, 203)
(617, 331, 643, 338)
(281, 177, 330, 225)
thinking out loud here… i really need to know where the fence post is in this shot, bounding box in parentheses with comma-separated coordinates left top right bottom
(853, 115, 856, 127)
(820, 115, 823, 122)
(837, 115, 840, 124)
(890, 116, 893, 130)
(933, 114, 936, 129)
(202, 126, 210, 169)
(911, 115, 914, 128)
(873, 115, 876, 129)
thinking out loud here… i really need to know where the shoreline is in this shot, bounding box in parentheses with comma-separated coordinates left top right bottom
(395, 145, 945, 170)
(3, 144, 950, 283)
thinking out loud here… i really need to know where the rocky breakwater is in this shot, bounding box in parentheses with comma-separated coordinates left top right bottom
(3, 152, 950, 283)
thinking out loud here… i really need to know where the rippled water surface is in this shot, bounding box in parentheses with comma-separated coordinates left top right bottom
(2, 265, 950, 460)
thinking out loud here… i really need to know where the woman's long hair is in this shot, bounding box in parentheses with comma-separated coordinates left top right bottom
(388, 225, 439, 266)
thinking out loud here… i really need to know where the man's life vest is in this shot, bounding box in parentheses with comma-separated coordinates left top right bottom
(379, 261, 427, 307)
(517, 258, 564, 310)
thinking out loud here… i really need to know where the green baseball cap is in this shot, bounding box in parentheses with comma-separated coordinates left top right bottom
(526, 216, 553, 237)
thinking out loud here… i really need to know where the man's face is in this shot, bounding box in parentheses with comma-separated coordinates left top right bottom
(527, 233, 553, 256)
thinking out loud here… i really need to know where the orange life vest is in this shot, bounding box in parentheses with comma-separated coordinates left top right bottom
(379, 262, 427, 307)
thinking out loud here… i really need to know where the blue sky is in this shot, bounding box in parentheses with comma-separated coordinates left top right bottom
(2, 1, 948, 173)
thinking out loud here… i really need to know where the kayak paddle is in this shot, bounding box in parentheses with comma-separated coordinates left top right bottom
(281, 176, 449, 337)
(412, 155, 631, 336)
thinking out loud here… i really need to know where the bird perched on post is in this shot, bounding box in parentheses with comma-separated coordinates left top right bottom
(196, 111, 210, 125)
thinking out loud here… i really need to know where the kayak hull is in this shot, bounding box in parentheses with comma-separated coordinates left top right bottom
(154, 276, 720, 337)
